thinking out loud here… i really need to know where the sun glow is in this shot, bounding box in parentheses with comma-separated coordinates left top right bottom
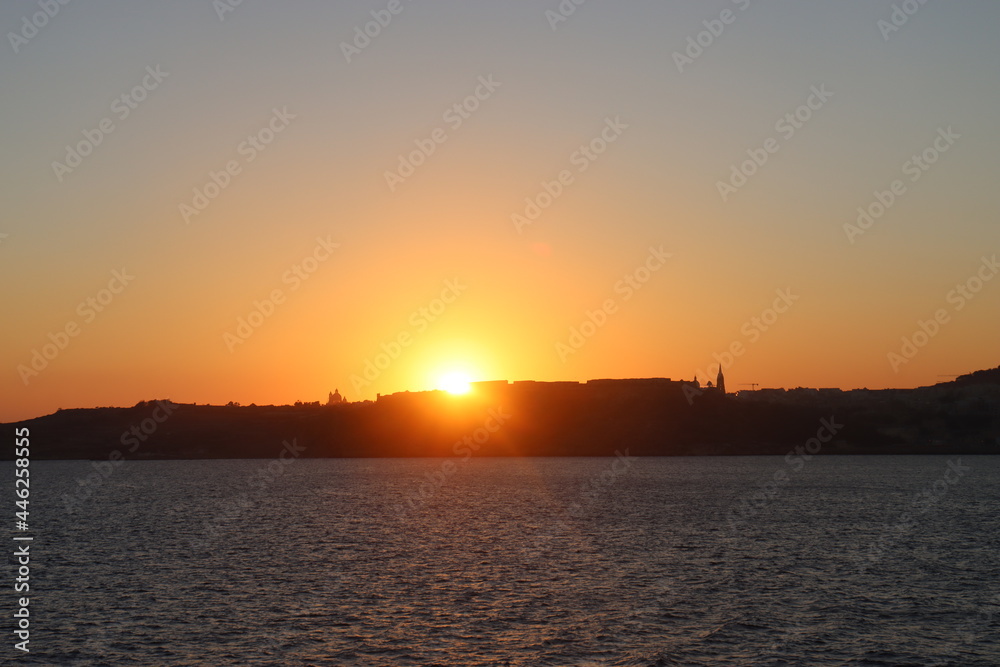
(438, 372, 472, 395)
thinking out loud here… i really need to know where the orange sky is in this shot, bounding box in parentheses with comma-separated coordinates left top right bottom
(2, 2, 999, 421)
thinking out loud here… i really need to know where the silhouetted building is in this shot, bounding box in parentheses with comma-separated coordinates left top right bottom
(327, 389, 345, 405)
(717, 367, 726, 394)
(471, 380, 511, 392)
(378, 377, 703, 406)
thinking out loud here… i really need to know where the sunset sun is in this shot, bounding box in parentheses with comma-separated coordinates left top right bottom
(437, 371, 472, 395)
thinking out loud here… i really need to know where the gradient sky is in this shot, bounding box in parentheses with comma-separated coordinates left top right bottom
(3, 0, 999, 421)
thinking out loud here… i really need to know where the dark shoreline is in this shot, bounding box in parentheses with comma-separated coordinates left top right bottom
(5, 367, 998, 461)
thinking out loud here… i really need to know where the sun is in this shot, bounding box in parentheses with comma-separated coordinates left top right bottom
(437, 371, 472, 395)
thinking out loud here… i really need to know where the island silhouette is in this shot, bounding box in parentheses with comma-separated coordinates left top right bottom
(4, 367, 1000, 465)
(3, 366, 998, 461)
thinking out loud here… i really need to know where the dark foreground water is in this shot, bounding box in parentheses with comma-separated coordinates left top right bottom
(5, 456, 1000, 666)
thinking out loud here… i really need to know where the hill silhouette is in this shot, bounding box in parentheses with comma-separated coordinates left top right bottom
(3, 369, 999, 460)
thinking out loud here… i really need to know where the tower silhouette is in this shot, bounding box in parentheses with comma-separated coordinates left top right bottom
(716, 367, 726, 394)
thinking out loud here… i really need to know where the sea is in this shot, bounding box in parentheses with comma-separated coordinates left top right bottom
(6, 455, 1000, 666)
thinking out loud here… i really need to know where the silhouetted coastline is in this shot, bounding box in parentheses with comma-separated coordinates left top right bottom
(4, 367, 998, 460)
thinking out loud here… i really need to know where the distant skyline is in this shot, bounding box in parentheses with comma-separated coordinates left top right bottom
(3, 1, 999, 421)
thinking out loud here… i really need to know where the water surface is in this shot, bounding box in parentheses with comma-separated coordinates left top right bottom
(8, 456, 1000, 665)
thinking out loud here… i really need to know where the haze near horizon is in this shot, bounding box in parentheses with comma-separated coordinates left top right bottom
(2, 0, 999, 421)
